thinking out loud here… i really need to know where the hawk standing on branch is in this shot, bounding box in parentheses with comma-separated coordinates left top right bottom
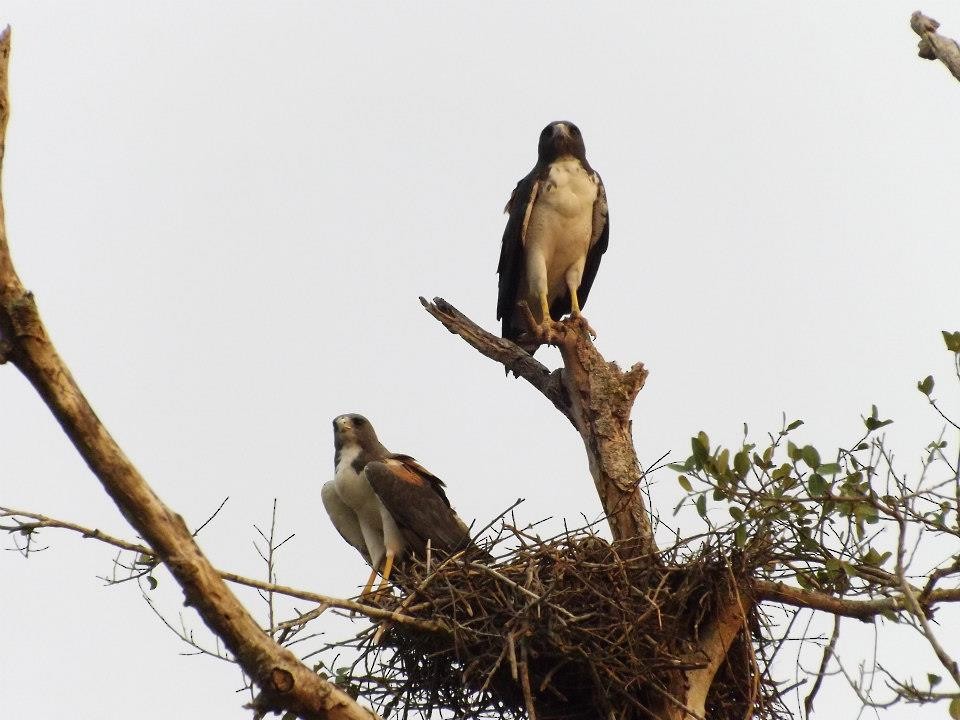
(321, 414, 479, 596)
(496, 121, 609, 353)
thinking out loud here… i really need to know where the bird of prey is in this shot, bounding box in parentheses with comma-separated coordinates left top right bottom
(496, 121, 609, 352)
(321, 413, 477, 596)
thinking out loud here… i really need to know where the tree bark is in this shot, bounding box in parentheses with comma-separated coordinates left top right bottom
(911, 11, 960, 82)
(422, 297, 655, 557)
(0, 27, 375, 720)
(423, 298, 758, 718)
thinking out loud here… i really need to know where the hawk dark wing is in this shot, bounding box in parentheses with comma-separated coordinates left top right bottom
(574, 176, 609, 312)
(496, 170, 540, 342)
(364, 457, 472, 558)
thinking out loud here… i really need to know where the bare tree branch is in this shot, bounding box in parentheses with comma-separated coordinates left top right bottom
(421, 296, 655, 557)
(754, 578, 960, 620)
(911, 11, 960, 82)
(0, 505, 446, 634)
(0, 28, 375, 720)
(419, 296, 574, 424)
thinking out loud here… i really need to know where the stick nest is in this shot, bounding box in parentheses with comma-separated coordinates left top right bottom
(336, 526, 788, 720)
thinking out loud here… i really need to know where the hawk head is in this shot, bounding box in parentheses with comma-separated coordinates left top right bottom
(537, 121, 587, 164)
(333, 413, 382, 453)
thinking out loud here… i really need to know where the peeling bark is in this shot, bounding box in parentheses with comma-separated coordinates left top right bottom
(422, 298, 654, 556)
(911, 11, 960, 82)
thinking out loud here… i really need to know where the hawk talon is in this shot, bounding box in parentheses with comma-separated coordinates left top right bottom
(517, 300, 564, 346)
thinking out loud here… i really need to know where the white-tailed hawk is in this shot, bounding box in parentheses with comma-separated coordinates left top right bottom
(496, 121, 609, 352)
(321, 414, 478, 596)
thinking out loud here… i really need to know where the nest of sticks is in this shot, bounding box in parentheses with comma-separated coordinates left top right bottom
(335, 523, 788, 720)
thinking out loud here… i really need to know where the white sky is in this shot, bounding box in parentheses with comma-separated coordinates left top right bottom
(1, 3, 959, 719)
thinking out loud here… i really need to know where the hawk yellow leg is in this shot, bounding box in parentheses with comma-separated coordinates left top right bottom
(567, 283, 597, 338)
(377, 550, 396, 592)
(539, 292, 551, 325)
(360, 566, 379, 598)
(569, 286, 582, 316)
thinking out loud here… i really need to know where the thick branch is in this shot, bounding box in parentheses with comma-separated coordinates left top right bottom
(911, 11, 960, 82)
(754, 578, 960, 620)
(684, 593, 747, 720)
(0, 29, 374, 720)
(422, 297, 655, 556)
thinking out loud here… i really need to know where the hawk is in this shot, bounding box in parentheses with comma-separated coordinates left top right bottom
(496, 121, 609, 352)
(321, 414, 478, 596)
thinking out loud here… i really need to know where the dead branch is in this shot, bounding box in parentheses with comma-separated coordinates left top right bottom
(753, 578, 960, 620)
(420, 296, 574, 424)
(0, 506, 445, 634)
(0, 28, 375, 720)
(420, 297, 774, 719)
(421, 297, 655, 557)
(911, 11, 960, 82)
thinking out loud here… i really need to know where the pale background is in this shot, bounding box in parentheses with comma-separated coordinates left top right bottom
(1, 3, 958, 719)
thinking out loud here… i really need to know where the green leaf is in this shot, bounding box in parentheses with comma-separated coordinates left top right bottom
(696, 494, 707, 518)
(801, 445, 821, 469)
(807, 473, 828, 497)
(786, 419, 804, 432)
(949, 696, 960, 720)
(734, 449, 750, 477)
(864, 404, 893, 432)
(691, 434, 709, 464)
(147, 575, 158, 590)
(729, 507, 745, 522)
(927, 672, 942, 688)
(942, 330, 960, 353)
(717, 448, 730, 474)
(734, 524, 747, 548)
(678, 475, 692, 492)
(918, 375, 935, 396)
(787, 441, 800, 461)
(818, 463, 841, 475)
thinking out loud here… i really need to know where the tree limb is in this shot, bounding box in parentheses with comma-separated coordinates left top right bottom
(0, 28, 375, 720)
(0, 506, 446, 634)
(421, 297, 656, 556)
(684, 591, 747, 720)
(911, 11, 960, 82)
(753, 578, 960, 620)
(419, 296, 574, 424)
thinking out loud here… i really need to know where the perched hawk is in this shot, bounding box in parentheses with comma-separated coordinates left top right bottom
(321, 414, 477, 596)
(496, 121, 609, 352)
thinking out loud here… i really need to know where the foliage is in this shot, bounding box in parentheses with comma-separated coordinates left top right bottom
(670, 330, 960, 713)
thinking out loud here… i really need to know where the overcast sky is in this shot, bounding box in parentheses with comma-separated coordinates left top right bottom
(2, 3, 959, 719)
